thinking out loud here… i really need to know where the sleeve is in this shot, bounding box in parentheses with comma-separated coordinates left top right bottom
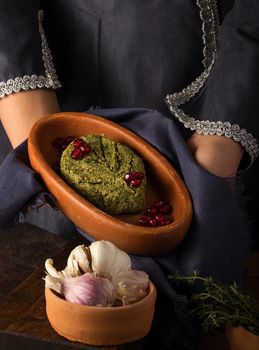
(0, 0, 61, 99)
(165, 0, 259, 168)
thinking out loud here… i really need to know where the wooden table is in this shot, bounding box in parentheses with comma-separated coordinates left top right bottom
(0, 222, 258, 350)
(0, 223, 146, 350)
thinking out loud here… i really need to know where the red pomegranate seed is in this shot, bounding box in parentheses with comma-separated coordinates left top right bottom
(139, 216, 149, 226)
(153, 200, 166, 208)
(71, 148, 83, 160)
(149, 218, 159, 227)
(124, 171, 144, 180)
(52, 136, 76, 151)
(155, 213, 166, 223)
(161, 218, 172, 226)
(80, 145, 91, 154)
(60, 143, 69, 150)
(129, 179, 141, 187)
(73, 138, 85, 147)
(124, 173, 131, 181)
(64, 136, 76, 143)
(159, 204, 172, 215)
(131, 171, 145, 180)
(149, 207, 158, 216)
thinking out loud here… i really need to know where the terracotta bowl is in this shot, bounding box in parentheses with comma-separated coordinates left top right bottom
(45, 282, 157, 345)
(226, 322, 259, 350)
(28, 112, 192, 256)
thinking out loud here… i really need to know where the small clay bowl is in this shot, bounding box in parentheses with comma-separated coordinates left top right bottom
(226, 322, 259, 350)
(45, 282, 157, 345)
(28, 112, 192, 256)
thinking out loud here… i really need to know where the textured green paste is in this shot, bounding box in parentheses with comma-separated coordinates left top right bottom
(60, 135, 146, 215)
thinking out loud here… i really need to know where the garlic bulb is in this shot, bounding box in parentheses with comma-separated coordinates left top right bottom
(112, 270, 149, 304)
(90, 240, 131, 279)
(44, 240, 151, 307)
(61, 273, 117, 306)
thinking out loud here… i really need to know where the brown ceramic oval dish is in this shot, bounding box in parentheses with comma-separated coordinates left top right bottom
(45, 282, 157, 345)
(28, 112, 192, 256)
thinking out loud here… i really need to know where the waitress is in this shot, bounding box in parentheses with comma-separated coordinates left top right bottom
(0, 0, 255, 178)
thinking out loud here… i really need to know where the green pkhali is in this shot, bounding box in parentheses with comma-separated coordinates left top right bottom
(60, 135, 146, 215)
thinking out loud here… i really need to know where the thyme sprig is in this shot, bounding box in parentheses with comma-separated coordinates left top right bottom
(168, 271, 259, 335)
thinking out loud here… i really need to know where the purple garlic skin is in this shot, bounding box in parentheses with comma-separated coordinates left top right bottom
(62, 273, 117, 307)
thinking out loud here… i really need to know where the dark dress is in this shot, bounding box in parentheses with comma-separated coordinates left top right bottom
(1, 0, 259, 165)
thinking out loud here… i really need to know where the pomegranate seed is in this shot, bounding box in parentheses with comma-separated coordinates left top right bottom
(124, 172, 144, 187)
(149, 207, 158, 216)
(64, 136, 76, 143)
(71, 148, 83, 160)
(155, 213, 166, 223)
(60, 143, 69, 150)
(80, 145, 91, 154)
(129, 179, 141, 187)
(161, 218, 172, 226)
(52, 136, 76, 151)
(159, 204, 172, 215)
(124, 173, 131, 181)
(149, 218, 159, 227)
(73, 138, 85, 147)
(139, 216, 149, 226)
(131, 171, 145, 180)
(153, 200, 166, 208)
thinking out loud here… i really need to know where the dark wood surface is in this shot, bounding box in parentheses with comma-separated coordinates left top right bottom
(0, 223, 145, 350)
(0, 222, 67, 301)
(0, 223, 258, 350)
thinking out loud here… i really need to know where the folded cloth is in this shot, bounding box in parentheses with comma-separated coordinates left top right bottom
(0, 108, 251, 349)
(0, 140, 44, 226)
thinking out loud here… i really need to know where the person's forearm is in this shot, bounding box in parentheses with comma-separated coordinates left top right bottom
(0, 89, 59, 148)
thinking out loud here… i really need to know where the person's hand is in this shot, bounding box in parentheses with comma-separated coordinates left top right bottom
(187, 133, 244, 177)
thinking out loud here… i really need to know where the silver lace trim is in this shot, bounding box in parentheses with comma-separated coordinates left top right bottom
(0, 10, 61, 99)
(165, 0, 259, 165)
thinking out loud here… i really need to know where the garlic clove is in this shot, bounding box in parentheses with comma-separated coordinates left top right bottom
(62, 272, 117, 306)
(89, 240, 131, 279)
(62, 259, 81, 278)
(112, 270, 149, 304)
(45, 245, 91, 280)
(66, 245, 90, 274)
(45, 258, 64, 278)
(44, 274, 62, 294)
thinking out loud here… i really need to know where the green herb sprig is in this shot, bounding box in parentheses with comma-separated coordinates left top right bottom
(168, 271, 259, 335)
